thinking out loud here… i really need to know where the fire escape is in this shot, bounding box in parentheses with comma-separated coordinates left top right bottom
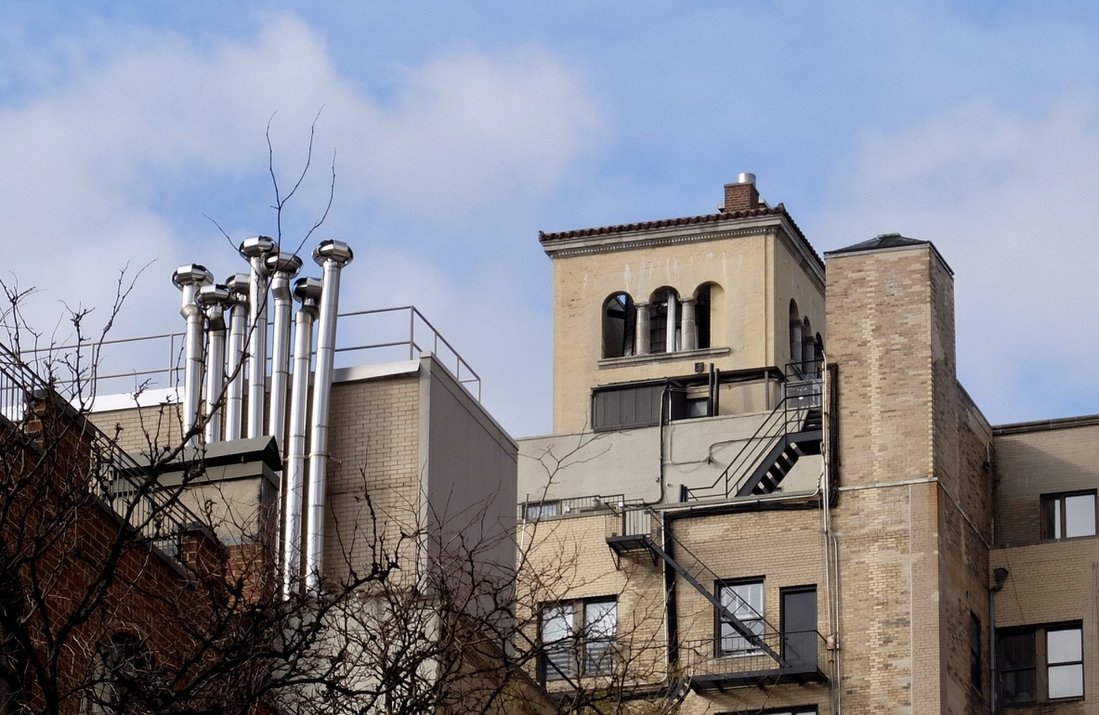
(605, 364, 829, 692)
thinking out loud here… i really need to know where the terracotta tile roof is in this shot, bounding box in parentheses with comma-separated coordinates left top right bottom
(539, 203, 822, 268)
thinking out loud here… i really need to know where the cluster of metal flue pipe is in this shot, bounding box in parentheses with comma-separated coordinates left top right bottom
(171, 237, 354, 595)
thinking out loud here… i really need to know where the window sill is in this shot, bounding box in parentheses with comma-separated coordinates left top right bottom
(598, 346, 731, 369)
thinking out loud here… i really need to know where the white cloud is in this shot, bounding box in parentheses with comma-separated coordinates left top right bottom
(0, 14, 603, 435)
(815, 92, 1099, 422)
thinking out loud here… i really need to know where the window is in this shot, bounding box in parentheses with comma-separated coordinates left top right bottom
(1042, 491, 1096, 539)
(539, 598, 616, 682)
(525, 501, 559, 520)
(969, 612, 982, 691)
(998, 629, 1036, 705)
(717, 580, 765, 656)
(583, 599, 616, 675)
(997, 624, 1083, 704)
(601, 292, 635, 358)
(1047, 626, 1084, 699)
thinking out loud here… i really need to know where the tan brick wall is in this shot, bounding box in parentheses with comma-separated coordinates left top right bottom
(90, 401, 184, 456)
(519, 514, 668, 689)
(826, 243, 992, 714)
(990, 540, 1098, 715)
(323, 373, 422, 582)
(673, 509, 832, 715)
(994, 420, 1099, 548)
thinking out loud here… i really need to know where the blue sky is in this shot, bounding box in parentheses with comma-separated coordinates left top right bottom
(1, 2, 1098, 436)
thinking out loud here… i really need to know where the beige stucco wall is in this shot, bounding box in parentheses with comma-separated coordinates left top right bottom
(518, 409, 823, 506)
(546, 218, 824, 434)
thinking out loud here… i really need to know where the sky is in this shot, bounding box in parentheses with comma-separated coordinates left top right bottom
(1, 1, 1098, 438)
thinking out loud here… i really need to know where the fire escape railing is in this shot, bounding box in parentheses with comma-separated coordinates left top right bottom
(684, 362, 822, 501)
(0, 342, 202, 560)
(606, 503, 786, 668)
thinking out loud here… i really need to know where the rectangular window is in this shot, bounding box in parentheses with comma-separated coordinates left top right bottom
(1042, 491, 1096, 539)
(583, 599, 616, 675)
(525, 501, 559, 521)
(540, 603, 574, 681)
(539, 598, 617, 682)
(997, 623, 1083, 704)
(1047, 626, 1083, 699)
(997, 629, 1036, 704)
(717, 580, 765, 656)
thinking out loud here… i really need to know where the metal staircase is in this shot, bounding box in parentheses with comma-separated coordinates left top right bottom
(606, 505, 785, 668)
(686, 363, 823, 500)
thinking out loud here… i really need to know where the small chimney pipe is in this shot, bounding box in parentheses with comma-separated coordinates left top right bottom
(223, 274, 250, 441)
(239, 236, 276, 440)
(171, 264, 213, 444)
(265, 252, 303, 452)
(283, 276, 322, 596)
(304, 240, 353, 590)
(197, 283, 232, 444)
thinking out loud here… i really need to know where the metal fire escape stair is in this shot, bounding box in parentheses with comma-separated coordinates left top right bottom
(734, 407, 822, 496)
(606, 506, 786, 669)
(685, 364, 824, 501)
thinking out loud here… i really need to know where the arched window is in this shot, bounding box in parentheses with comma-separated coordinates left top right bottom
(602, 292, 636, 358)
(649, 288, 681, 355)
(802, 317, 814, 377)
(693, 282, 723, 350)
(789, 301, 803, 374)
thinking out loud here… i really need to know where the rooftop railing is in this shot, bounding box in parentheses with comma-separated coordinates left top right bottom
(20, 305, 482, 403)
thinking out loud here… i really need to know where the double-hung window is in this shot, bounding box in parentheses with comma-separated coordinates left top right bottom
(539, 598, 617, 682)
(997, 623, 1083, 704)
(1042, 491, 1096, 539)
(717, 580, 765, 656)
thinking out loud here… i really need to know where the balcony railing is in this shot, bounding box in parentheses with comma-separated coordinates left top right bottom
(681, 630, 828, 691)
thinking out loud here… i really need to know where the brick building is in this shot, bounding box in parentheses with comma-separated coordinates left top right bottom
(516, 174, 1099, 714)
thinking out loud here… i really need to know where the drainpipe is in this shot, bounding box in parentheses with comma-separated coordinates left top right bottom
(265, 252, 303, 452)
(223, 273, 250, 441)
(282, 277, 322, 596)
(304, 240, 353, 590)
(990, 567, 1009, 713)
(197, 283, 231, 444)
(171, 264, 213, 445)
(239, 236, 276, 439)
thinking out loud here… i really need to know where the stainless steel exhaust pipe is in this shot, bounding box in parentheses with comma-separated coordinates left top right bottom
(283, 276, 322, 596)
(239, 236, 276, 439)
(197, 283, 231, 444)
(171, 264, 213, 444)
(224, 273, 250, 441)
(265, 252, 303, 452)
(304, 240, 353, 590)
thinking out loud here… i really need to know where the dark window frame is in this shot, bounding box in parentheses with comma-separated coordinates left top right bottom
(1041, 490, 1097, 540)
(996, 622, 1084, 704)
(538, 597, 617, 683)
(715, 578, 765, 657)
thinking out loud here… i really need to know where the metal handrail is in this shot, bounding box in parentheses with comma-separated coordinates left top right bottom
(681, 630, 826, 679)
(20, 305, 482, 402)
(0, 342, 202, 558)
(685, 361, 822, 501)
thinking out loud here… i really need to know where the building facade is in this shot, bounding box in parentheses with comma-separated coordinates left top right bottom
(517, 174, 1098, 714)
